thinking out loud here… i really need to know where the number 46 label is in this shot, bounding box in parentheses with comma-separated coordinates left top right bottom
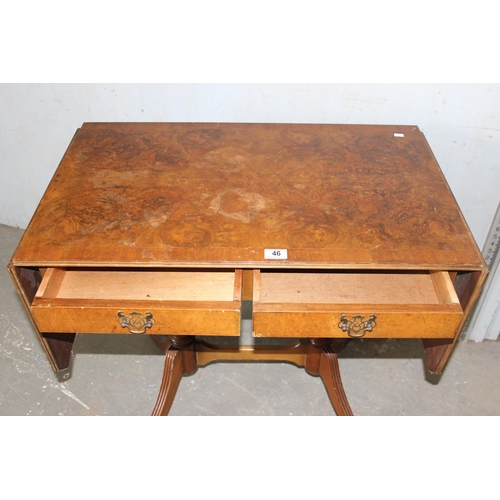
(264, 249, 288, 259)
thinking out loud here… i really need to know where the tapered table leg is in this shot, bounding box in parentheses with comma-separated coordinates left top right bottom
(305, 339, 353, 416)
(151, 335, 197, 416)
(151, 347, 183, 416)
(319, 344, 353, 416)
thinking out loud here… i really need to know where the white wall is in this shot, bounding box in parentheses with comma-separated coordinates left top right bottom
(2, 83, 499, 249)
(1, 84, 499, 342)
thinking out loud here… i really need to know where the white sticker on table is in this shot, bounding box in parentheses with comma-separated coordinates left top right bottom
(264, 249, 288, 259)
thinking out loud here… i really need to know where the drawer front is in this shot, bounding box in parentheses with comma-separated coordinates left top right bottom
(31, 268, 242, 336)
(32, 301, 241, 335)
(253, 306, 463, 339)
(252, 270, 463, 339)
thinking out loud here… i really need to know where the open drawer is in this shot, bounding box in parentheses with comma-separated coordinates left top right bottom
(252, 270, 463, 339)
(32, 268, 242, 336)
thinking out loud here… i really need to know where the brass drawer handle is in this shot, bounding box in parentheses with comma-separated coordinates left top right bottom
(338, 314, 377, 338)
(117, 311, 156, 334)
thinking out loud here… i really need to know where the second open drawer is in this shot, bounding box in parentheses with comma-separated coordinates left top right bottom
(31, 268, 242, 336)
(252, 270, 463, 339)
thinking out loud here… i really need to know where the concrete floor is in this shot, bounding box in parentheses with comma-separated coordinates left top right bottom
(1, 222, 500, 416)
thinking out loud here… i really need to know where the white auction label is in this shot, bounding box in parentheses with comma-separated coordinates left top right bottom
(264, 249, 288, 259)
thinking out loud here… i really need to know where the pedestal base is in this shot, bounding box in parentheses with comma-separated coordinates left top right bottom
(151, 336, 353, 416)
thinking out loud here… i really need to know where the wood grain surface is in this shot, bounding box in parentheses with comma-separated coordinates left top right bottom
(13, 123, 484, 269)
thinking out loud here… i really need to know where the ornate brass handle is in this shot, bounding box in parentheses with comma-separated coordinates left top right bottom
(117, 311, 156, 334)
(338, 314, 377, 338)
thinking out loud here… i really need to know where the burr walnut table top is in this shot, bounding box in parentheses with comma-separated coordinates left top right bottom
(9, 122, 488, 414)
(13, 122, 483, 270)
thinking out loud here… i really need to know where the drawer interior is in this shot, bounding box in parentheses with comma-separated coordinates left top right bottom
(254, 270, 460, 306)
(31, 268, 243, 336)
(35, 268, 241, 303)
(252, 270, 463, 339)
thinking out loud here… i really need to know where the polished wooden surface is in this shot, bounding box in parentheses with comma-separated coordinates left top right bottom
(8, 122, 488, 414)
(13, 123, 484, 270)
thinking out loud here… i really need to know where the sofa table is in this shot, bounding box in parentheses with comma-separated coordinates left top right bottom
(8, 122, 487, 415)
